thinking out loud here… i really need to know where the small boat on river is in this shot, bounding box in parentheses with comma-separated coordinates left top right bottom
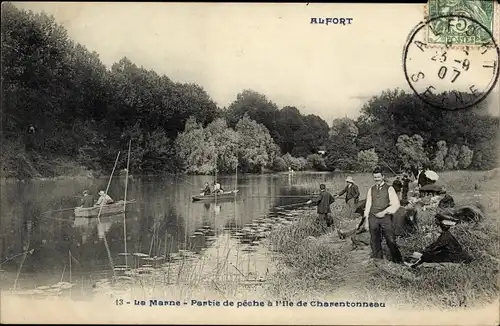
(74, 200, 136, 218)
(192, 190, 239, 202)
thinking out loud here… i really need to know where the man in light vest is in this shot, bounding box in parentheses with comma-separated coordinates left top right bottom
(363, 167, 403, 263)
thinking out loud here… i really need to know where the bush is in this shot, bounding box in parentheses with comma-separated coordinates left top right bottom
(306, 154, 327, 171)
(282, 153, 308, 171)
(272, 157, 288, 172)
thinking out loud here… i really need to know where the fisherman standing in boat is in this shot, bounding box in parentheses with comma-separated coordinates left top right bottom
(95, 190, 114, 206)
(80, 190, 94, 208)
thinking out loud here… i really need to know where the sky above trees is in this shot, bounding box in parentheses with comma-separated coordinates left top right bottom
(15, 2, 498, 124)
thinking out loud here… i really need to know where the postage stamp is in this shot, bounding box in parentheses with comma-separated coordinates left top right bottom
(425, 0, 499, 47)
(403, 14, 500, 110)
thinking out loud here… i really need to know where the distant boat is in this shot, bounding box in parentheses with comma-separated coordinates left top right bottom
(192, 190, 239, 202)
(74, 200, 136, 218)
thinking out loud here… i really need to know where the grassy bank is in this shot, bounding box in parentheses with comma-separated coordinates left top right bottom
(1, 139, 94, 179)
(265, 169, 500, 309)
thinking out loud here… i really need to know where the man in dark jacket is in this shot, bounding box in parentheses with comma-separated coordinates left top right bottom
(80, 190, 94, 208)
(336, 176, 360, 219)
(307, 184, 339, 232)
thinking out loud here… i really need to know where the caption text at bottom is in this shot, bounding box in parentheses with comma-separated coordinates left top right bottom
(115, 299, 387, 308)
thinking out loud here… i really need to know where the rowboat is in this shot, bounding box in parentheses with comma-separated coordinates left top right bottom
(74, 200, 135, 218)
(192, 190, 239, 202)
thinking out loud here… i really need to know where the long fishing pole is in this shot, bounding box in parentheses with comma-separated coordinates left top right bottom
(251, 195, 319, 198)
(95, 151, 121, 278)
(123, 139, 132, 268)
(380, 158, 398, 175)
(0, 249, 35, 266)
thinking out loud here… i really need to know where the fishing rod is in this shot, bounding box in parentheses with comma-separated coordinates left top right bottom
(0, 249, 35, 266)
(252, 194, 347, 198)
(251, 195, 319, 198)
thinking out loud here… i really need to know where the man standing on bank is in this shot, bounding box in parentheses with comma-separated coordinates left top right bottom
(336, 176, 360, 219)
(307, 184, 339, 233)
(363, 167, 403, 263)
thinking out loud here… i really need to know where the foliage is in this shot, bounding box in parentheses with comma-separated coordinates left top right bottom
(175, 116, 280, 174)
(272, 157, 288, 172)
(458, 145, 474, 169)
(357, 148, 379, 172)
(357, 88, 498, 171)
(1, 3, 498, 177)
(282, 153, 308, 171)
(175, 118, 216, 174)
(235, 114, 280, 173)
(396, 134, 429, 169)
(330, 117, 359, 138)
(325, 135, 358, 171)
(306, 154, 327, 171)
(1, 3, 219, 176)
(431, 140, 448, 171)
(445, 144, 460, 170)
(225, 95, 329, 158)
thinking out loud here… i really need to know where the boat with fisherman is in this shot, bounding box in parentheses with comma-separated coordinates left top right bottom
(192, 190, 239, 202)
(74, 199, 136, 218)
(192, 165, 240, 202)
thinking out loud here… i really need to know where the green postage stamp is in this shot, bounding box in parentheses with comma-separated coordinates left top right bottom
(425, 0, 499, 46)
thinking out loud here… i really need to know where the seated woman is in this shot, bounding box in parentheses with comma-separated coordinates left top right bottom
(404, 214, 473, 268)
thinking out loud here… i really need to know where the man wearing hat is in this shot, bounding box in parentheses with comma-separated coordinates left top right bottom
(80, 190, 94, 208)
(335, 176, 360, 219)
(306, 184, 339, 233)
(95, 190, 114, 206)
(404, 213, 472, 268)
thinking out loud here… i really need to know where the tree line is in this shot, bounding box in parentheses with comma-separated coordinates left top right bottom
(1, 3, 498, 178)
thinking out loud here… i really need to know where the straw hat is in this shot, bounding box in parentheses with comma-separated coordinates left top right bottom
(345, 176, 354, 183)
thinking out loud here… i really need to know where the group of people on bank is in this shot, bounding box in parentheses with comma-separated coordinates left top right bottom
(306, 167, 473, 267)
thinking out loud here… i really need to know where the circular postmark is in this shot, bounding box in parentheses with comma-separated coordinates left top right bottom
(403, 14, 499, 111)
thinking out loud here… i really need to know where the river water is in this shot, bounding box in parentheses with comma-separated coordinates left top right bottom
(2, 172, 354, 292)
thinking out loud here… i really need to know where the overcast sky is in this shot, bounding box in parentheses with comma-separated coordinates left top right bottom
(12, 2, 500, 124)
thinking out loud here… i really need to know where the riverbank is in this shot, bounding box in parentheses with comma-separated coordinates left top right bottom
(0, 142, 96, 180)
(264, 168, 500, 310)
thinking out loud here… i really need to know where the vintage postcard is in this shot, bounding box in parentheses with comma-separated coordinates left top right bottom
(1, 1, 499, 325)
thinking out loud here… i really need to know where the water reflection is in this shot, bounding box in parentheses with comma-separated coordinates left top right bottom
(0, 172, 337, 289)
